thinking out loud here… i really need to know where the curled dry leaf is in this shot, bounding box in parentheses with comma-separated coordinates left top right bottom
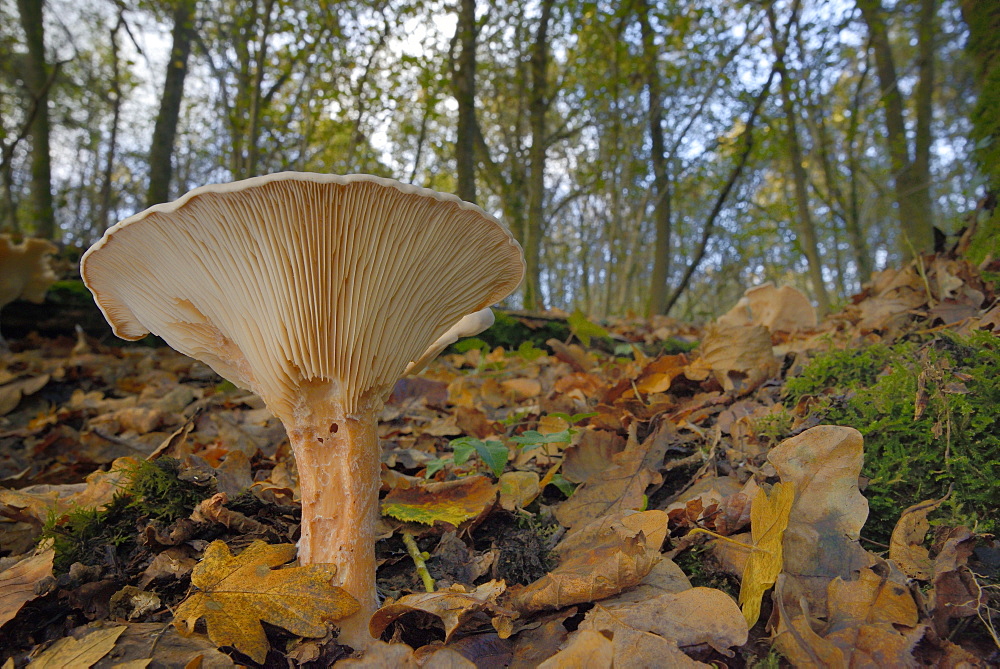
(173, 540, 358, 663)
(768, 425, 871, 617)
(685, 323, 778, 395)
(579, 587, 749, 667)
(0, 549, 54, 627)
(381, 475, 498, 529)
(774, 564, 920, 667)
(509, 511, 666, 613)
(0, 374, 49, 415)
(498, 471, 540, 511)
(369, 580, 511, 643)
(889, 497, 944, 580)
(929, 527, 980, 636)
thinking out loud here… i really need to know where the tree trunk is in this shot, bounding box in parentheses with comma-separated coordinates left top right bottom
(453, 0, 478, 203)
(857, 0, 935, 256)
(638, 0, 672, 317)
(147, 0, 196, 206)
(16, 0, 56, 240)
(525, 0, 555, 311)
(960, 1, 1000, 196)
(767, 4, 830, 313)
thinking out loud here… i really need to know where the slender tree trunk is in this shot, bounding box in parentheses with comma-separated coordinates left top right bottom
(96, 20, 123, 237)
(16, 0, 56, 239)
(638, 0, 672, 316)
(147, 0, 196, 206)
(846, 57, 873, 284)
(453, 0, 478, 202)
(767, 4, 830, 313)
(524, 0, 555, 311)
(857, 0, 935, 256)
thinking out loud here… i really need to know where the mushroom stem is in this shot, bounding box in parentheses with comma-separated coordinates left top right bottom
(288, 398, 382, 650)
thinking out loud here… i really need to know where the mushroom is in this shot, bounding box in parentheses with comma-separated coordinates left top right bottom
(80, 172, 524, 648)
(0, 235, 59, 350)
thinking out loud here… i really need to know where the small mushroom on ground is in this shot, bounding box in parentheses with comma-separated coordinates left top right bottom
(0, 235, 59, 350)
(81, 172, 524, 649)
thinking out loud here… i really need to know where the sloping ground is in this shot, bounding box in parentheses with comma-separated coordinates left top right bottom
(0, 254, 998, 667)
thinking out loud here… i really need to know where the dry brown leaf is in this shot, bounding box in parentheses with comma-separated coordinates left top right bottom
(554, 426, 661, 529)
(381, 476, 498, 529)
(0, 374, 49, 415)
(633, 353, 691, 395)
(498, 471, 540, 511)
(369, 580, 510, 643)
(560, 429, 625, 485)
(31, 625, 127, 669)
(686, 323, 778, 395)
(719, 283, 817, 332)
(0, 549, 53, 627)
(929, 527, 980, 636)
(536, 630, 613, 669)
(580, 587, 749, 667)
(889, 498, 944, 580)
(509, 511, 664, 613)
(768, 425, 872, 617)
(500, 378, 542, 401)
(774, 565, 920, 667)
(173, 540, 358, 663)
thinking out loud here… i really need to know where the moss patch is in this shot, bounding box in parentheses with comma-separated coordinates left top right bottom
(784, 331, 1000, 543)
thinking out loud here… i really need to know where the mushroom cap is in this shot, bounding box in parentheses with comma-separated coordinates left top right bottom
(81, 173, 524, 419)
(0, 235, 59, 308)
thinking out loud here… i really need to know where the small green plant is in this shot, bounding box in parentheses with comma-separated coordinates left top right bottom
(425, 412, 596, 479)
(784, 331, 1000, 543)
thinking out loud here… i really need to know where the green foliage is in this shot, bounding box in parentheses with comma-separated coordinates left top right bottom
(474, 312, 569, 351)
(451, 437, 508, 478)
(41, 458, 213, 573)
(567, 309, 610, 346)
(120, 458, 211, 522)
(784, 332, 1000, 542)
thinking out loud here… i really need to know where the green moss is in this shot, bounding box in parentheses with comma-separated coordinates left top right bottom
(784, 332, 1000, 543)
(477, 311, 570, 351)
(41, 458, 213, 573)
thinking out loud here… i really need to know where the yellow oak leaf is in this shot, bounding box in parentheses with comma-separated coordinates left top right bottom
(739, 481, 795, 627)
(173, 540, 358, 663)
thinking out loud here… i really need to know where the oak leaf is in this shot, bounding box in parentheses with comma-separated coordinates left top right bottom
(369, 580, 511, 643)
(173, 540, 358, 663)
(889, 497, 943, 580)
(30, 625, 126, 669)
(0, 549, 53, 627)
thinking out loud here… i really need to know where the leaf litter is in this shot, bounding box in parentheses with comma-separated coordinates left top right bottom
(0, 255, 998, 666)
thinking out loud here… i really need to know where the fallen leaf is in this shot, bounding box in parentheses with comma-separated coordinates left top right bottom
(0, 549, 54, 627)
(31, 625, 126, 669)
(633, 354, 691, 395)
(560, 429, 625, 485)
(537, 629, 613, 669)
(509, 511, 664, 613)
(381, 476, 498, 528)
(929, 527, 980, 636)
(718, 283, 817, 333)
(498, 471, 540, 511)
(774, 564, 920, 667)
(173, 540, 358, 663)
(768, 425, 871, 617)
(580, 587, 748, 666)
(686, 323, 778, 395)
(889, 498, 944, 580)
(0, 374, 49, 415)
(554, 425, 661, 529)
(739, 481, 794, 627)
(369, 580, 510, 643)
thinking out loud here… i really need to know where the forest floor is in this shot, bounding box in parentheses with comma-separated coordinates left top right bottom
(1, 254, 999, 667)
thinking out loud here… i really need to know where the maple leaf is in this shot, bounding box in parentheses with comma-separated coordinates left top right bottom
(738, 481, 794, 627)
(173, 540, 358, 663)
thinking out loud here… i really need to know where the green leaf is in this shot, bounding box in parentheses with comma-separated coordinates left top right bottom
(549, 473, 575, 498)
(567, 309, 609, 346)
(449, 437, 509, 477)
(516, 340, 547, 361)
(510, 429, 573, 450)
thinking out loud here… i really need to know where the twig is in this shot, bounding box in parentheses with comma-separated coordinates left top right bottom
(402, 533, 435, 593)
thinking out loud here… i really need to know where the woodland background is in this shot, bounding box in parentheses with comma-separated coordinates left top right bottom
(1, 0, 999, 318)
